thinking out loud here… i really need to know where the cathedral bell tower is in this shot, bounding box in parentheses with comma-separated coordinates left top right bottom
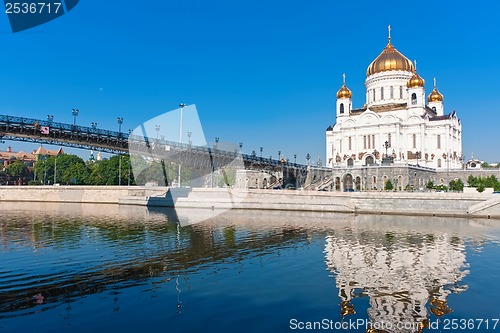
(336, 73, 352, 120)
(406, 61, 425, 109)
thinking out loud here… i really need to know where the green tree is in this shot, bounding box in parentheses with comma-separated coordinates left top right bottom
(449, 179, 464, 192)
(426, 180, 435, 190)
(481, 162, 490, 168)
(6, 160, 28, 178)
(384, 179, 394, 191)
(477, 185, 485, 193)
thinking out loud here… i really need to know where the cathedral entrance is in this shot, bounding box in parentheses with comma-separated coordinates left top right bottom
(343, 174, 353, 191)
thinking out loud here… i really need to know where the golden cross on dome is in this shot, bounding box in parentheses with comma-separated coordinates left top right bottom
(388, 25, 391, 42)
(342, 73, 346, 85)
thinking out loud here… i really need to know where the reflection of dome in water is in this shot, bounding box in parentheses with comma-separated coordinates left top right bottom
(324, 230, 468, 333)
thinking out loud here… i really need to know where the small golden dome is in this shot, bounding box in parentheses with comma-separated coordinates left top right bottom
(428, 78, 444, 102)
(407, 72, 425, 88)
(367, 40, 414, 76)
(337, 85, 352, 99)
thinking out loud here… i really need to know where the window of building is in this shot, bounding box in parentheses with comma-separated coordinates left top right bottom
(400, 86, 403, 99)
(372, 89, 375, 101)
(348, 137, 352, 151)
(438, 159, 442, 168)
(340, 103, 344, 114)
(437, 135, 441, 149)
(381, 87, 384, 100)
(412, 134, 417, 149)
(339, 139, 342, 153)
(372, 135, 375, 149)
(390, 86, 394, 99)
(363, 135, 366, 149)
(388, 133, 392, 146)
(411, 93, 417, 105)
(432, 106, 437, 112)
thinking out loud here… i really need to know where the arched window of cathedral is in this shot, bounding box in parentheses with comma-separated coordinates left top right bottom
(400, 86, 403, 99)
(390, 86, 394, 99)
(437, 135, 441, 149)
(340, 103, 344, 114)
(373, 89, 376, 101)
(363, 135, 366, 149)
(412, 134, 417, 149)
(388, 133, 392, 145)
(347, 158, 354, 167)
(348, 137, 352, 151)
(432, 106, 437, 113)
(381, 87, 384, 100)
(411, 93, 417, 105)
(437, 159, 442, 168)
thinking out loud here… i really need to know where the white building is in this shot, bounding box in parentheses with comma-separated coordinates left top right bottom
(326, 29, 462, 170)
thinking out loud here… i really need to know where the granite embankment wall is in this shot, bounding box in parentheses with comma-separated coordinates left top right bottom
(0, 186, 499, 219)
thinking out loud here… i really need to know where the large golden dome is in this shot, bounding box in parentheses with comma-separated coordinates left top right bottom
(407, 72, 425, 88)
(366, 41, 414, 76)
(428, 78, 444, 102)
(337, 85, 352, 99)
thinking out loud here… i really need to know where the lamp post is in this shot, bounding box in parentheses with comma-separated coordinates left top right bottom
(91, 122, 97, 129)
(306, 153, 311, 166)
(118, 155, 122, 186)
(215, 137, 219, 149)
(260, 147, 263, 159)
(43, 159, 47, 185)
(239, 142, 243, 152)
(155, 125, 160, 139)
(72, 108, 79, 126)
(54, 155, 58, 184)
(294, 154, 297, 164)
(47, 115, 54, 122)
(278, 150, 281, 160)
(117, 117, 123, 135)
(178, 103, 186, 188)
(251, 150, 256, 159)
(383, 141, 390, 158)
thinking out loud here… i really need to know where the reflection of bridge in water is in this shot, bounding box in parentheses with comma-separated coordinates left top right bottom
(0, 114, 333, 189)
(0, 208, 311, 316)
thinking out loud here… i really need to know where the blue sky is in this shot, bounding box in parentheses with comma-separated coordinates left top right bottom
(1, 0, 500, 163)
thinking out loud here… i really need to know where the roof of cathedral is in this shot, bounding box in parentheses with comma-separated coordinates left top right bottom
(407, 72, 425, 88)
(369, 102, 408, 112)
(366, 40, 414, 76)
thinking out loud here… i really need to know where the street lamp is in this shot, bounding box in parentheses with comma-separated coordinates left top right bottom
(91, 122, 97, 129)
(383, 141, 391, 158)
(306, 153, 311, 166)
(47, 115, 54, 122)
(239, 142, 243, 151)
(278, 150, 281, 160)
(118, 155, 122, 186)
(178, 103, 186, 188)
(155, 125, 160, 139)
(72, 108, 79, 126)
(260, 147, 263, 158)
(251, 150, 256, 159)
(215, 137, 219, 149)
(294, 154, 297, 164)
(117, 117, 123, 134)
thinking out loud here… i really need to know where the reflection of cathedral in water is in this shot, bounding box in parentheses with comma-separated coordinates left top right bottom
(324, 230, 469, 332)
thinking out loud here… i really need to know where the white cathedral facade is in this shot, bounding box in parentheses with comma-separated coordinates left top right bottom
(326, 31, 462, 170)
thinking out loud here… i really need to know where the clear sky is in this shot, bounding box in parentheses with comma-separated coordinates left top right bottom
(1, 0, 499, 164)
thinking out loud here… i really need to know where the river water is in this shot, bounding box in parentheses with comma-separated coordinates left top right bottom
(1, 202, 499, 333)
